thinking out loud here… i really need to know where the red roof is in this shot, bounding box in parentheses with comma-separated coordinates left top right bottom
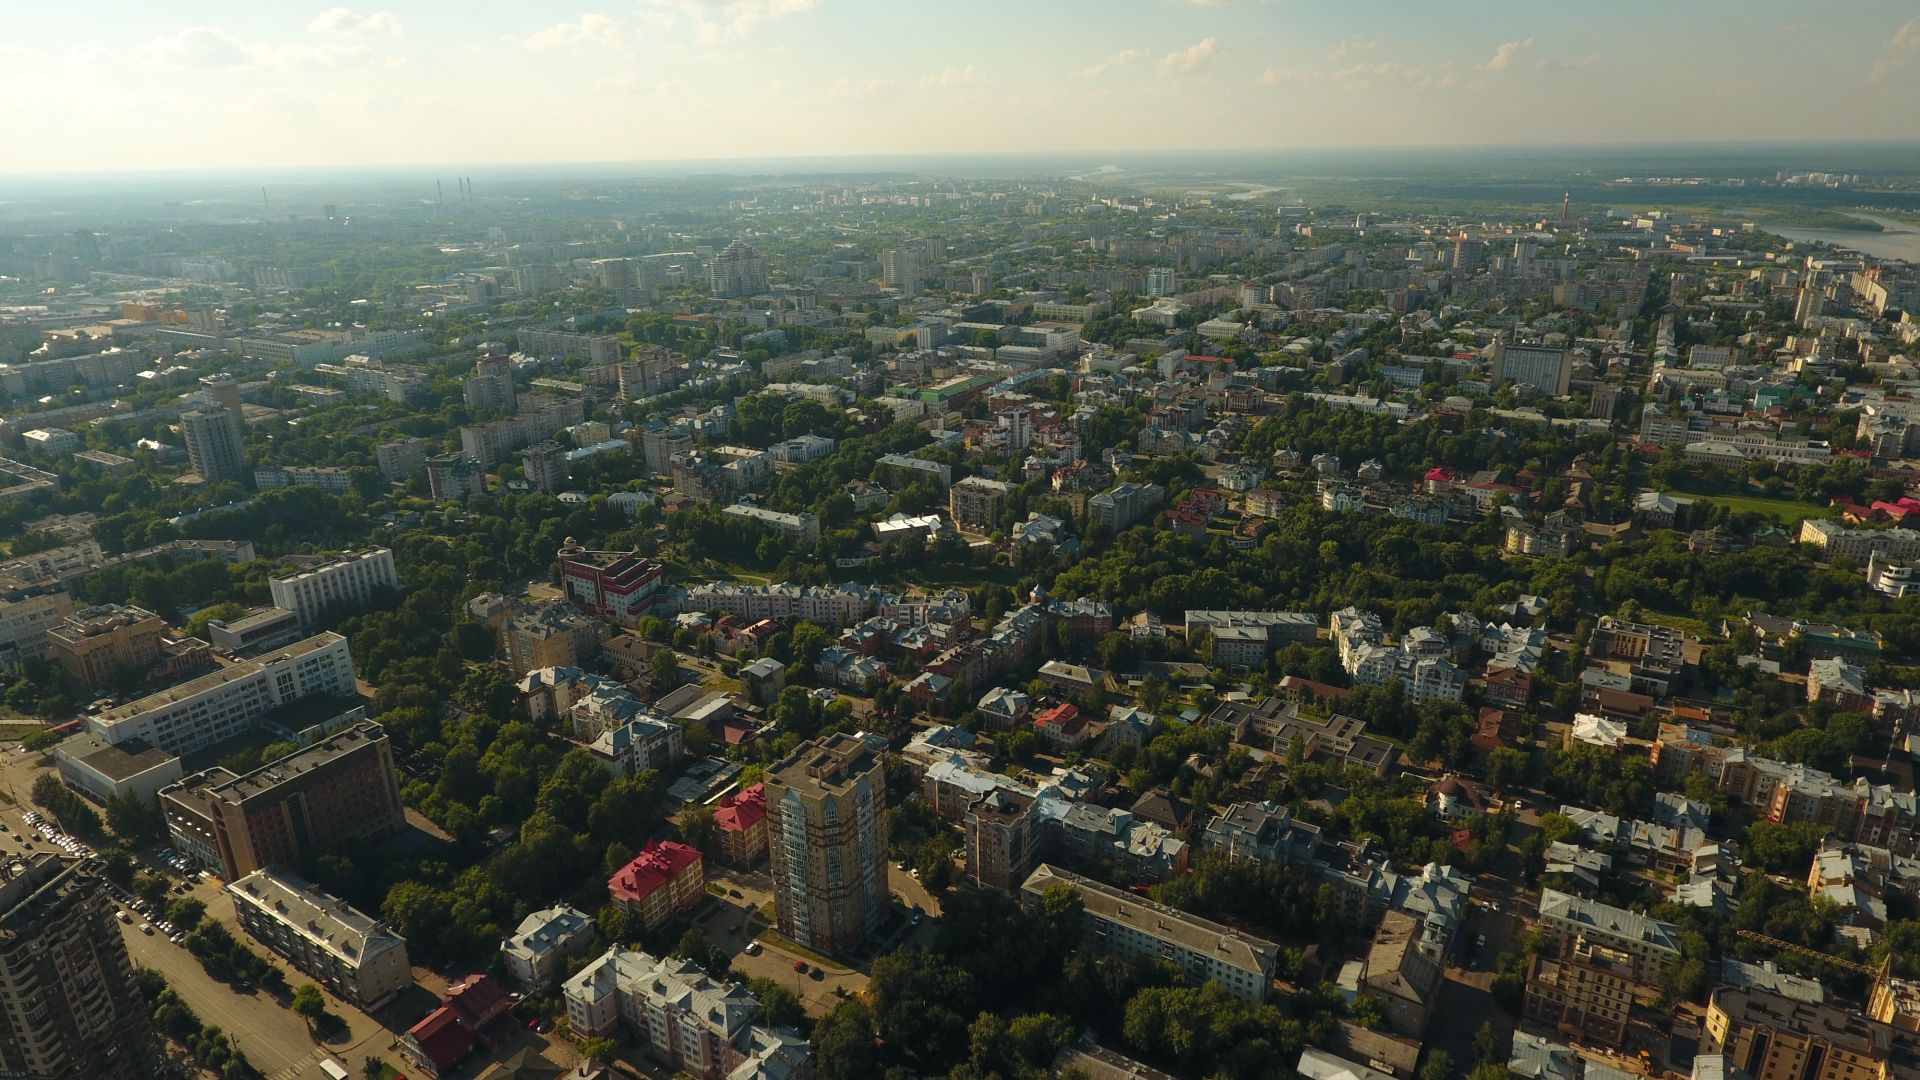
(609, 841, 703, 904)
(407, 1007, 476, 1072)
(1425, 466, 1457, 483)
(1034, 703, 1085, 736)
(715, 783, 767, 834)
(443, 972, 511, 1032)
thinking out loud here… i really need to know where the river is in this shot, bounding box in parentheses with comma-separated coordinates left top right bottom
(1772, 214, 1920, 263)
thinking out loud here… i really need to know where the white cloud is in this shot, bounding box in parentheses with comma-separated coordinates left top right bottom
(1079, 48, 1149, 77)
(1254, 67, 1314, 87)
(146, 27, 252, 68)
(524, 14, 625, 51)
(827, 77, 897, 100)
(1894, 16, 1920, 50)
(1482, 36, 1534, 72)
(919, 65, 979, 89)
(1335, 60, 1455, 92)
(1326, 36, 1376, 61)
(646, 0, 820, 45)
(1157, 38, 1216, 75)
(1867, 16, 1920, 80)
(1535, 54, 1595, 72)
(308, 8, 404, 38)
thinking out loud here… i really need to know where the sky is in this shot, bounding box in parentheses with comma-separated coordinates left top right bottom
(3, 1, 1919, 174)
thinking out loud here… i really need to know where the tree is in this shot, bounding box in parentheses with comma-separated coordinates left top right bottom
(650, 650, 680, 686)
(167, 897, 207, 932)
(361, 1059, 388, 1080)
(291, 984, 326, 1026)
(812, 998, 876, 1080)
(106, 790, 161, 845)
(748, 978, 806, 1030)
(868, 949, 977, 1068)
(579, 1037, 620, 1063)
(1420, 1050, 1453, 1080)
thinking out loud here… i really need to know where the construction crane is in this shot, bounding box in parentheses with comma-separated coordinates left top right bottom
(1734, 928, 1884, 978)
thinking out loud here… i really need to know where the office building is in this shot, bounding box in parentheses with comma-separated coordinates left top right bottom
(53, 733, 182, 805)
(1021, 863, 1278, 1003)
(766, 733, 889, 956)
(227, 867, 413, 1009)
(427, 453, 487, 501)
(1490, 341, 1573, 397)
(159, 721, 404, 880)
(463, 353, 517, 413)
(269, 548, 399, 630)
(45, 604, 167, 691)
(88, 632, 356, 755)
(205, 606, 304, 657)
(180, 405, 247, 483)
(556, 541, 667, 625)
(949, 475, 1011, 532)
(0, 854, 158, 1080)
(709, 241, 768, 299)
(608, 841, 705, 933)
(500, 905, 596, 988)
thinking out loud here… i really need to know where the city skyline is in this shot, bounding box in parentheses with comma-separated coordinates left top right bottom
(5, 1, 1919, 174)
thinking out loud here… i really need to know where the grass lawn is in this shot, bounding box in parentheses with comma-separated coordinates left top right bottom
(756, 929, 842, 970)
(0, 723, 45, 742)
(1638, 610, 1718, 640)
(1666, 489, 1832, 524)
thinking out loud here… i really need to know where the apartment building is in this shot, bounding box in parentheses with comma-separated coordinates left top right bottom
(0, 580, 74, 665)
(0, 854, 158, 1080)
(1088, 481, 1166, 532)
(45, 603, 167, 690)
(1022, 863, 1278, 1004)
(158, 721, 404, 880)
(767, 733, 889, 956)
(463, 353, 518, 412)
(502, 604, 608, 676)
(564, 948, 778, 1078)
(608, 842, 705, 933)
(269, 548, 399, 630)
(949, 475, 1011, 532)
(721, 503, 821, 550)
(1359, 911, 1444, 1038)
(714, 783, 769, 867)
(500, 905, 596, 988)
(180, 405, 246, 482)
(1798, 519, 1920, 565)
(427, 453, 487, 501)
(87, 632, 356, 755)
(226, 867, 413, 1009)
(515, 329, 623, 366)
(1706, 985, 1899, 1080)
(1535, 889, 1681, 986)
(376, 436, 431, 482)
(1524, 935, 1637, 1045)
(964, 788, 1040, 891)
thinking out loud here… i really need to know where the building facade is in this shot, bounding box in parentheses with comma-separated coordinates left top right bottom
(87, 632, 356, 755)
(226, 868, 413, 1009)
(766, 733, 889, 956)
(269, 548, 400, 630)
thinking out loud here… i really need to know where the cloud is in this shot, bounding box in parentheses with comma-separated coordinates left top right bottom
(308, 8, 404, 38)
(1335, 60, 1455, 92)
(919, 65, 979, 89)
(1868, 16, 1920, 80)
(1157, 37, 1216, 75)
(1326, 36, 1376, 61)
(1079, 48, 1149, 77)
(1254, 67, 1315, 87)
(1482, 36, 1534, 72)
(524, 14, 625, 51)
(646, 0, 820, 45)
(147, 27, 252, 68)
(1534, 54, 1595, 72)
(827, 77, 898, 99)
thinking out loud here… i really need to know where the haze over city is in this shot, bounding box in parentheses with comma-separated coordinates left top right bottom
(6, 2, 1920, 173)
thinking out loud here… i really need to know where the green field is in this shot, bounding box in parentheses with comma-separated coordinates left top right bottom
(1666, 489, 1833, 525)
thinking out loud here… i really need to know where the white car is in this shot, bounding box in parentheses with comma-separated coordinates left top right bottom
(743, 941, 762, 956)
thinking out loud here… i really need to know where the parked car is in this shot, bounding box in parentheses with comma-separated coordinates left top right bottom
(743, 942, 762, 956)
(792, 960, 807, 973)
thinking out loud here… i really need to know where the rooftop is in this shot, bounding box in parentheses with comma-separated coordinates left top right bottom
(1021, 863, 1279, 978)
(227, 866, 405, 967)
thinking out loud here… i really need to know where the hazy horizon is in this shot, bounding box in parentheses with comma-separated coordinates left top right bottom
(5, 2, 1918, 177)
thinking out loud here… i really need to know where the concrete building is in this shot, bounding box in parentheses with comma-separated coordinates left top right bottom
(766, 733, 889, 956)
(1089, 481, 1166, 532)
(205, 606, 303, 657)
(714, 783, 769, 867)
(1022, 863, 1278, 1003)
(1524, 936, 1637, 1046)
(515, 330, 623, 366)
(0, 581, 74, 666)
(1799, 519, 1920, 565)
(269, 548, 399, 631)
(87, 633, 356, 756)
(52, 733, 182, 805)
(558, 541, 668, 625)
(1536, 888, 1681, 986)
(1706, 985, 1900, 1080)
(608, 842, 705, 933)
(1492, 341, 1573, 397)
(1359, 910, 1444, 1038)
(226, 867, 413, 1009)
(502, 604, 608, 676)
(563, 948, 775, 1077)
(0, 854, 158, 1079)
(159, 721, 404, 880)
(709, 241, 768, 299)
(500, 905, 596, 988)
(964, 787, 1039, 891)
(376, 437, 431, 483)
(45, 603, 167, 690)
(180, 404, 247, 483)
(949, 475, 1011, 532)
(427, 453, 488, 501)
(464, 353, 518, 413)
(522, 440, 571, 493)
(721, 504, 821, 550)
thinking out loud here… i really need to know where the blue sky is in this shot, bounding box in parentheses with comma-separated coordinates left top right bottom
(3, 1, 1918, 172)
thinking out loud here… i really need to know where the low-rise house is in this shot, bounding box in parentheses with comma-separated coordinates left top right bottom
(501, 905, 596, 988)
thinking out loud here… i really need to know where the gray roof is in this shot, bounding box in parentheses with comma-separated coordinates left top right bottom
(1538, 888, 1681, 956)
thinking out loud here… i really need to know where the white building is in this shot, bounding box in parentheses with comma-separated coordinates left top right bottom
(87, 633, 355, 755)
(501, 904, 596, 988)
(269, 548, 399, 630)
(227, 867, 412, 1009)
(721, 504, 820, 550)
(564, 947, 791, 1077)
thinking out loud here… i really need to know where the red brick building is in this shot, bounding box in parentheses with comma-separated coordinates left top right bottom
(713, 783, 768, 867)
(609, 841, 705, 931)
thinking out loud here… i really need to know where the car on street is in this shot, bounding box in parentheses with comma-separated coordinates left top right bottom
(743, 942, 762, 956)
(140, 924, 154, 935)
(792, 960, 807, 973)
(116, 911, 131, 924)
(809, 968, 824, 981)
